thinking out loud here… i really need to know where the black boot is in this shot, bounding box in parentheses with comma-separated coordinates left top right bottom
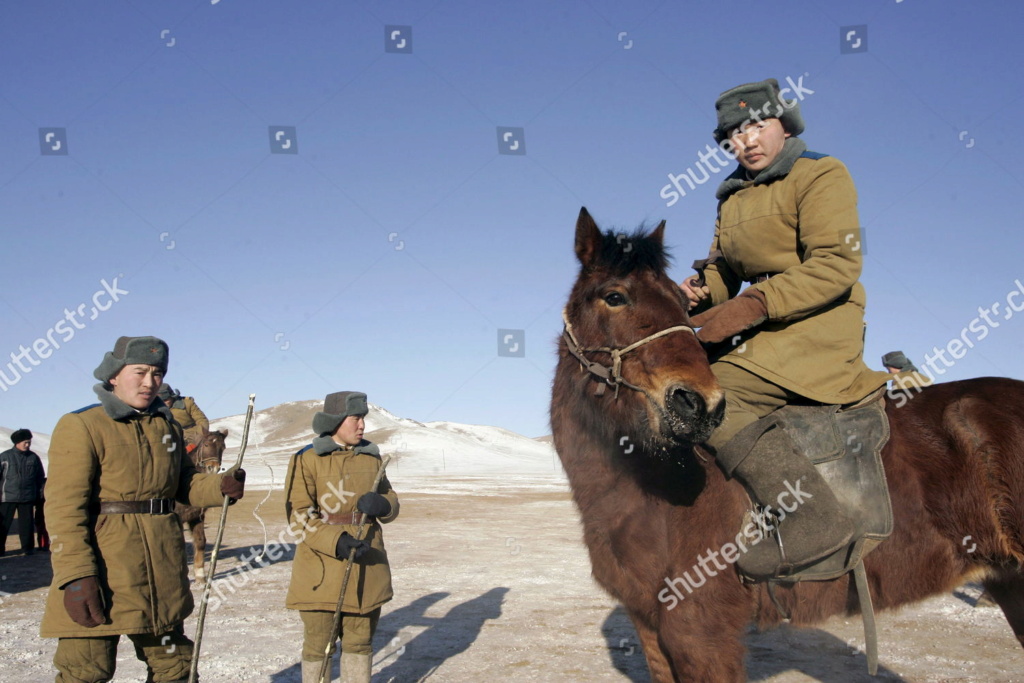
(716, 418, 854, 580)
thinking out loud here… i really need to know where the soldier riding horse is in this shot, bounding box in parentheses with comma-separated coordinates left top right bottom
(551, 209, 1024, 682)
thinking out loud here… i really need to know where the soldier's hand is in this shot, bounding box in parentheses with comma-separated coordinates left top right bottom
(689, 288, 768, 344)
(679, 276, 710, 310)
(220, 468, 246, 503)
(335, 532, 370, 560)
(63, 576, 105, 628)
(356, 492, 391, 518)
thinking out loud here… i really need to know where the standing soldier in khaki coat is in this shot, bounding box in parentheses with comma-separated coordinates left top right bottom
(680, 78, 892, 579)
(39, 335, 246, 682)
(157, 384, 210, 448)
(285, 391, 399, 683)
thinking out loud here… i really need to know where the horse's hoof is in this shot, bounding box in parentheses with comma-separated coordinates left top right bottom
(976, 590, 998, 608)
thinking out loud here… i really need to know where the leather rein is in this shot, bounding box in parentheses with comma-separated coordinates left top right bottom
(561, 308, 696, 398)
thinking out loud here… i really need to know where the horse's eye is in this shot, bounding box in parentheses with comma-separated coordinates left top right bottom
(604, 292, 627, 307)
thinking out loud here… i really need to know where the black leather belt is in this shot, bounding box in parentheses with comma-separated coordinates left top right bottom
(747, 273, 779, 284)
(96, 499, 176, 515)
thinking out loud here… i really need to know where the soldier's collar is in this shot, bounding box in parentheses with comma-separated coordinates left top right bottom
(312, 435, 343, 455)
(716, 137, 808, 200)
(93, 384, 173, 422)
(311, 435, 380, 457)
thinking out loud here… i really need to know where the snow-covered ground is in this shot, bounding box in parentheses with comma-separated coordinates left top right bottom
(3, 485, 1022, 682)
(3, 403, 1023, 681)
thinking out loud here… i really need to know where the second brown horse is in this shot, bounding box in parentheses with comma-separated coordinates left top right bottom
(175, 428, 228, 583)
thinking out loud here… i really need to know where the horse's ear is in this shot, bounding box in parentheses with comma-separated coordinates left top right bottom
(575, 207, 602, 268)
(219, 428, 228, 436)
(650, 219, 666, 246)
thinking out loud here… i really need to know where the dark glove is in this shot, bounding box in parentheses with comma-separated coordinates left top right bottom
(689, 288, 768, 344)
(220, 468, 246, 503)
(335, 532, 370, 560)
(356, 492, 391, 518)
(63, 576, 105, 627)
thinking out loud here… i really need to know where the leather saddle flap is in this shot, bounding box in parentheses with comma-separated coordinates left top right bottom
(771, 392, 894, 581)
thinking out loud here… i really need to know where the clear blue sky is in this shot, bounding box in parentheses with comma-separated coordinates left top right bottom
(1, 0, 1022, 438)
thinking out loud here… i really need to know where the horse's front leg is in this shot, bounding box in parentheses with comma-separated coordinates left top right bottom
(193, 513, 207, 583)
(984, 567, 1024, 649)
(656, 579, 749, 683)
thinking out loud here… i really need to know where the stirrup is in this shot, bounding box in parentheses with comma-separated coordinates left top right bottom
(740, 505, 792, 581)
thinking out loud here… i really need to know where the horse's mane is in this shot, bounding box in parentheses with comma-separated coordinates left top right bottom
(590, 227, 672, 277)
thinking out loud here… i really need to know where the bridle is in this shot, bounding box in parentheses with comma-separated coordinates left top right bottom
(561, 308, 696, 398)
(192, 432, 223, 473)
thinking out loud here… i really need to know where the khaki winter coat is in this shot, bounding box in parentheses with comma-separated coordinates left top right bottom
(40, 389, 224, 638)
(284, 438, 398, 614)
(699, 153, 892, 404)
(167, 396, 209, 445)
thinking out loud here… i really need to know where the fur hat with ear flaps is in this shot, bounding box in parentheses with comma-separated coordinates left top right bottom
(11, 428, 32, 444)
(313, 391, 368, 436)
(156, 383, 180, 402)
(882, 350, 918, 373)
(93, 336, 169, 383)
(713, 78, 805, 143)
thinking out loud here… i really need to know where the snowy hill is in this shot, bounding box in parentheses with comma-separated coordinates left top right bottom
(1, 402, 565, 491)
(210, 400, 565, 491)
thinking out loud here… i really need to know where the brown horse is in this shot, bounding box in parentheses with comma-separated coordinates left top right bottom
(175, 429, 228, 583)
(550, 208, 1024, 682)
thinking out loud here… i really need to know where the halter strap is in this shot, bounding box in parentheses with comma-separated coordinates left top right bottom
(561, 308, 696, 398)
(191, 432, 223, 471)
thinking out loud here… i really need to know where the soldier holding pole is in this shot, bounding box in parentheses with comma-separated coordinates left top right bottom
(39, 335, 245, 683)
(285, 391, 399, 683)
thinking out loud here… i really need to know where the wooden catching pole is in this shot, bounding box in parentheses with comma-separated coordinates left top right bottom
(188, 393, 256, 683)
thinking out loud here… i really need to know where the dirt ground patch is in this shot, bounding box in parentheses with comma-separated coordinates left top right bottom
(2, 480, 1021, 681)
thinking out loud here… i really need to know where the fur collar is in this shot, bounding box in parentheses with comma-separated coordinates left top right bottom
(715, 137, 808, 200)
(93, 384, 174, 422)
(312, 435, 380, 457)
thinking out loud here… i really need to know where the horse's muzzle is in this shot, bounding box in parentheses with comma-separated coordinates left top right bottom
(665, 384, 724, 442)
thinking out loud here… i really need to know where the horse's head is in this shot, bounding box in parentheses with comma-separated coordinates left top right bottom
(560, 207, 724, 450)
(192, 428, 229, 473)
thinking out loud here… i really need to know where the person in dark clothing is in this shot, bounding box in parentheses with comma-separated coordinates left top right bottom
(36, 476, 50, 552)
(0, 428, 46, 555)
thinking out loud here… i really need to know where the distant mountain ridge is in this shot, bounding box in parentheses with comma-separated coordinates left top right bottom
(2, 401, 561, 487)
(210, 400, 562, 489)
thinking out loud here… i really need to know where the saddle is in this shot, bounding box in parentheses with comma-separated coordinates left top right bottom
(765, 387, 893, 582)
(747, 387, 892, 675)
